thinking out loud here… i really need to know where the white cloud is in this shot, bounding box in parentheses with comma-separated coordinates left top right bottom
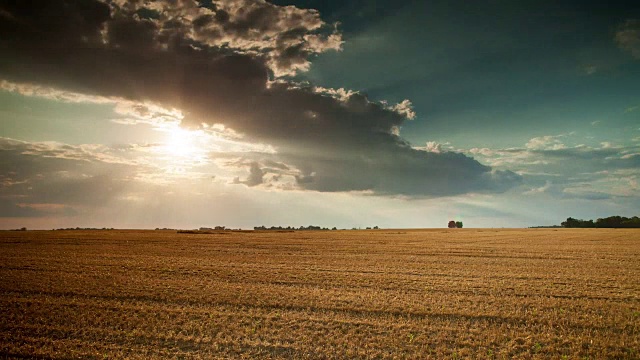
(0, 80, 111, 104)
(1, 80, 186, 129)
(468, 147, 495, 157)
(112, 102, 183, 127)
(525, 135, 567, 150)
(0, 137, 140, 165)
(109, 0, 344, 77)
(413, 141, 442, 153)
(460, 133, 640, 201)
(524, 181, 552, 195)
(389, 99, 416, 120)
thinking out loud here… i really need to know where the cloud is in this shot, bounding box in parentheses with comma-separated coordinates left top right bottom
(0, 137, 142, 217)
(616, 19, 640, 59)
(0, 137, 227, 218)
(111, 101, 183, 127)
(0, 137, 143, 165)
(414, 141, 444, 153)
(464, 134, 640, 200)
(525, 135, 567, 151)
(0, 202, 48, 218)
(233, 161, 264, 187)
(0, 80, 111, 104)
(524, 180, 552, 195)
(474, 136, 640, 169)
(625, 105, 638, 113)
(0, 0, 521, 198)
(0, 202, 78, 218)
(581, 64, 598, 75)
(561, 188, 613, 201)
(109, 0, 342, 77)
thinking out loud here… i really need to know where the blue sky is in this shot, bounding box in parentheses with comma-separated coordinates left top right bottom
(0, 0, 638, 229)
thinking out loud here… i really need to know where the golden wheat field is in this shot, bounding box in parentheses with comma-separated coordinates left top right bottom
(0, 229, 639, 359)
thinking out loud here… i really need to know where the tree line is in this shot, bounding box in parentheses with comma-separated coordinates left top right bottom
(254, 225, 334, 231)
(253, 225, 380, 231)
(561, 216, 640, 228)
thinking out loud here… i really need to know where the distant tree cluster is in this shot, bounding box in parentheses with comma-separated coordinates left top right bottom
(252, 226, 381, 231)
(254, 225, 335, 231)
(54, 227, 114, 230)
(448, 221, 463, 228)
(199, 226, 227, 231)
(561, 216, 640, 228)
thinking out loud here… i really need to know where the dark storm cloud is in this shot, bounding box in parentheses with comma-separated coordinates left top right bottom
(233, 161, 265, 187)
(0, 0, 522, 197)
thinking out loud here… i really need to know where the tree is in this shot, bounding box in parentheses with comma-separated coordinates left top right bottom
(455, 221, 463, 228)
(622, 216, 640, 228)
(560, 215, 640, 228)
(561, 217, 580, 228)
(448, 221, 457, 228)
(561, 217, 594, 228)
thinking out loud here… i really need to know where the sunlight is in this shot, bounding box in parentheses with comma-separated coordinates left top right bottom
(164, 127, 202, 158)
(155, 126, 211, 174)
(149, 123, 278, 179)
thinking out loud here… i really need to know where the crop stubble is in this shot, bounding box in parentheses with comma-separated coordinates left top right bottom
(0, 229, 638, 359)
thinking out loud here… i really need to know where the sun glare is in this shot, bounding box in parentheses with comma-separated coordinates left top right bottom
(156, 126, 211, 171)
(165, 127, 201, 158)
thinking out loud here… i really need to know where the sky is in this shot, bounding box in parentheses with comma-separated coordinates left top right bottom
(0, 0, 639, 229)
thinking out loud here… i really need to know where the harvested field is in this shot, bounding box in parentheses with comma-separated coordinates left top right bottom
(0, 229, 639, 359)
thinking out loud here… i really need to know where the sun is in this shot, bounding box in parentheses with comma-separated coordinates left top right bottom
(165, 127, 200, 157)
(159, 126, 209, 163)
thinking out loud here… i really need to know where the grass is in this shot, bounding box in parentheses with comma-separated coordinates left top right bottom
(0, 228, 638, 359)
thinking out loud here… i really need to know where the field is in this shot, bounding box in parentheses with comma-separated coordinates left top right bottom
(0, 229, 638, 359)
